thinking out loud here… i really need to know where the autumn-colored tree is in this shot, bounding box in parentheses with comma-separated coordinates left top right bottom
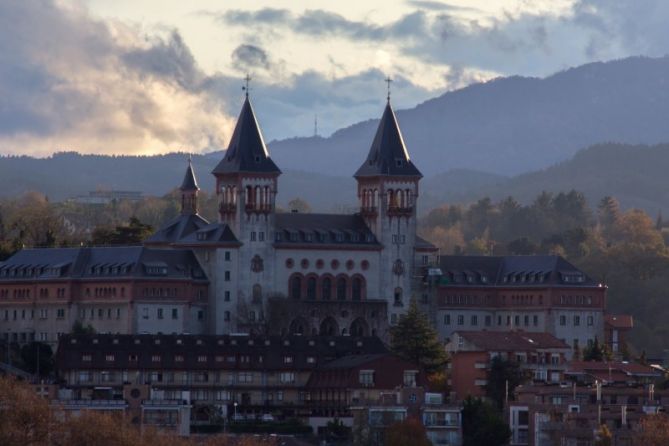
(638, 414, 669, 446)
(594, 423, 612, 446)
(0, 376, 54, 446)
(286, 197, 312, 213)
(384, 417, 431, 446)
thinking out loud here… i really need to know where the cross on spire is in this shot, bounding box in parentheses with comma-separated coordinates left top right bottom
(242, 74, 252, 98)
(385, 76, 393, 102)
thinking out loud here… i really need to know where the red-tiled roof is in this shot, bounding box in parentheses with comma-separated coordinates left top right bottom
(454, 330, 570, 351)
(567, 361, 660, 378)
(605, 314, 633, 329)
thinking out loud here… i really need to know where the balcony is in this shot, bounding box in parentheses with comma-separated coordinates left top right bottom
(219, 203, 236, 214)
(360, 206, 378, 217)
(387, 206, 413, 217)
(244, 203, 273, 214)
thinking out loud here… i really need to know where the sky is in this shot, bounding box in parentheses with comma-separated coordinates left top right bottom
(1, 0, 669, 157)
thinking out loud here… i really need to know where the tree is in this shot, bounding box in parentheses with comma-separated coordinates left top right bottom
(72, 320, 96, 335)
(594, 423, 612, 446)
(384, 417, 431, 446)
(0, 377, 54, 446)
(389, 300, 448, 374)
(286, 198, 311, 213)
(91, 217, 153, 246)
(638, 414, 669, 446)
(582, 337, 613, 362)
(461, 397, 511, 446)
(485, 357, 528, 410)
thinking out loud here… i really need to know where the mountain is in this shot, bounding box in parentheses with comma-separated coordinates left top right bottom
(439, 142, 669, 215)
(268, 56, 669, 177)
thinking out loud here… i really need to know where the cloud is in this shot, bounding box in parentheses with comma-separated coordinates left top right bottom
(0, 1, 235, 157)
(231, 44, 271, 71)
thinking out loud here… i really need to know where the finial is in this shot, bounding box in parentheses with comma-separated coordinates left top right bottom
(188, 152, 192, 164)
(385, 76, 393, 103)
(242, 73, 252, 98)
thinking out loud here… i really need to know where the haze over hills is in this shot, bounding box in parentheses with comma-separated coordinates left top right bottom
(269, 55, 669, 177)
(2, 142, 669, 216)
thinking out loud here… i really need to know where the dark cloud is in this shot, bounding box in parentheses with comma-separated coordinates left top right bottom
(231, 44, 271, 71)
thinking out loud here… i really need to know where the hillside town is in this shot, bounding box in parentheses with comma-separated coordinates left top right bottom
(1, 89, 662, 446)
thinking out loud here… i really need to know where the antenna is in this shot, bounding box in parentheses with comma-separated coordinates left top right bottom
(314, 114, 318, 137)
(242, 74, 252, 98)
(385, 76, 393, 102)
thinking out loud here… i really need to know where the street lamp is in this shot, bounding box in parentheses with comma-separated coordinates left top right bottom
(234, 401, 238, 419)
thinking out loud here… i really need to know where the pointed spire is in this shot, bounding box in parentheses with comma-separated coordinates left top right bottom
(180, 156, 199, 191)
(354, 101, 422, 178)
(212, 97, 281, 175)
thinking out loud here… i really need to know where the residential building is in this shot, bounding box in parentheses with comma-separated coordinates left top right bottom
(446, 330, 570, 400)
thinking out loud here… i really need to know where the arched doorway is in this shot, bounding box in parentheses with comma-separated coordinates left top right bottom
(350, 318, 369, 337)
(319, 317, 340, 336)
(289, 317, 310, 335)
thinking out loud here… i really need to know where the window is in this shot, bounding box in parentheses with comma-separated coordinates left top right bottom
(533, 315, 538, 326)
(524, 315, 529, 326)
(175, 355, 184, 362)
(352, 277, 363, 301)
(259, 232, 265, 241)
(457, 315, 464, 325)
(225, 251, 231, 261)
(224, 311, 230, 322)
(250, 231, 256, 241)
(224, 291, 230, 301)
(560, 315, 566, 326)
(403, 371, 417, 387)
(105, 354, 115, 362)
(151, 355, 161, 363)
(587, 315, 594, 326)
(224, 271, 231, 281)
(283, 355, 293, 364)
(337, 278, 347, 300)
(142, 308, 149, 320)
(82, 354, 92, 362)
(307, 277, 317, 300)
(157, 308, 164, 319)
(359, 370, 374, 387)
(172, 308, 178, 319)
(514, 315, 520, 326)
(322, 278, 332, 300)
(280, 372, 295, 383)
(485, 315, 491, 327)
(56, 308, 65, 319)
(291, 276, 302, 299)
(574, 315, 580, 326)
(238, 372, 253, 383)
(471, 315, 478, 326)
(198, 310, 204, 321)
(197, 355, 207, 363)
(444, 314, 451, 325)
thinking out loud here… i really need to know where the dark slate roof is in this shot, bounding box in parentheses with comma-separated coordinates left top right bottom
(144, 213, 210, 245)
(354, 102, 422, 178)
(212, 98, 281, 175)
(175, 223, 241, 246)
(415, 235, 438, 251)
(0, 247, 207, 282)
(274, 213, 380, 247)
(438, 255, 600, 287)
(453, 330, 570, 351)
(56, 334, 387, 372)
(180, 160, 199, 191)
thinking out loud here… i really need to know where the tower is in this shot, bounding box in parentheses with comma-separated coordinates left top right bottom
(354, 99, 422, 321)
(212, 94, 281, 322)
(180, 158, 199, 215)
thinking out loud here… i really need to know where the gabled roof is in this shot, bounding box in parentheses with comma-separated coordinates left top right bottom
(212, 97, 281, 175)
(0, 247, 207, 281)
(144, 213, 210, 246)
(180, 160, 199, 191)
(450, 330, 570, 352)
(355, 102, 422, 178)
(175, 223, 241, 246)
(604, 314, 633, 329)
(438, 255, 601, 287)
(274, 213, 380, 248)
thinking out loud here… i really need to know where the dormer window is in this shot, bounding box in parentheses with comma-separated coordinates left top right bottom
(197, 232, 207, 241)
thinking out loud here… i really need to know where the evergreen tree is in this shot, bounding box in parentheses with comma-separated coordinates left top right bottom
(462, 397, 511, 446)
(485, 357, 528, 410)
(389, 300, 448, 374)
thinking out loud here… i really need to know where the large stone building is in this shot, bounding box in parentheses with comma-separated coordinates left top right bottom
(144, 95, 438, 339)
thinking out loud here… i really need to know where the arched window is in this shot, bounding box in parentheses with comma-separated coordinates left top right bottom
(352, 277, 363, 301)
(246, 186, 254, 207)
(336, 277, 347, 301)
(322, 277, 332, 300)
(252, 284, 262, 301)
(291, 275, 302, 299)
(307, 277, 317, 300)
(394, 287, 403, 306)
(388, 189, 395, 208)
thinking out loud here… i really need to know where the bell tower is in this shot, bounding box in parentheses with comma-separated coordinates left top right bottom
(180, 158, 199, 215)
(212, 86, 281, 325)
(354, 95, 422, 321)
